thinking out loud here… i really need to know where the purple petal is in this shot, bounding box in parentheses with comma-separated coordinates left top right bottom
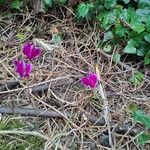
(31, 47, 41, 59)
(88, 73, 97, 87)
(22, 43, 32, 60)
(25, 63, 32, 78)
(81, 77, 90, 86)
(22, 43, 41, 60)
(14, 60, 19, 67)
(80, 73, 98, 88)
(15, 60, 25, 77)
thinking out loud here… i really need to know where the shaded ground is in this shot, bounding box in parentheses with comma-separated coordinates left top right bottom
(0, 8, 150, 150)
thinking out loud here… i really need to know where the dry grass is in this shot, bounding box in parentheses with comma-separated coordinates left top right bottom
(0, 10, 150, 150)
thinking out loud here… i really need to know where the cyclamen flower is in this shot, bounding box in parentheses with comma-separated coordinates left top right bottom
(22, 43, 41, 61)
(14, 60, 32, 78)
(80, 73, 98, 88)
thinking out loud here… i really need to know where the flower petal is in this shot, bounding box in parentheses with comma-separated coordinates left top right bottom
(25, 63, 32, 78)
(31, 47, 41, 59)
(88, 73, 97, 88)
(15, 60, 25, 77)
(22, 43, 32, 60)
(81, 77, 90, 86)
(80, 73, 98, 88)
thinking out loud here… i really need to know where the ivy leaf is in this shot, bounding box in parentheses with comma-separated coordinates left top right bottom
(104, 0, 116, 9)
(11, 0, 21, 10)
(130, 21, 145, 33)
(122, 0, 130, 4)
(97, 11, 116, 29)
(144, 50, 150, 65)
(132, 110, 150, 128)
(129, 71, 144, 86)
(113, 52, 121, 62)
(138, 0, 150, 9)
(77, 3, 93, 18)
(136, 49, 144, 56)
(124, 40, 137, 54)
(52, 33, 61, 44)
(59, 0, 67, 4)
(0, 0, 4, 4)
(144, 34, 150, 43)
(115, 24, 126, 37)
(137, 132, 150, 147)
(44, 0, 52, 6)
(103, 31, 114, 42)
(136, 9, 150, 22)
(103, 45, 112, 53)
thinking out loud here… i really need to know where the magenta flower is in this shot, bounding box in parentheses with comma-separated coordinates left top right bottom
(80, 73, 98, 88)
(22, 43, 41, 61)
(14, 60, 32, 78)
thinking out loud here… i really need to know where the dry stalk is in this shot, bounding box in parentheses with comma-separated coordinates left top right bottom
(96, 65, 114, 148)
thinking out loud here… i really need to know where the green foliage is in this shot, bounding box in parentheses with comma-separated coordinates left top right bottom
(104, 0, 116, 9)
(128, 71, 144, 86)
(52, 33, 61, 44)
(59, 0, 67, 4)
(10, 0, 21, 10)
(0, 117, 45, 149)
(132, 110, 150, 128)
(103, 45, 112, 53)
(124, 40, 137, 54)
(44, 0, 53, 7)
(0, 0, 4, 4)
(112, 52, 121, 62)
(103, 31, 114, 42)
(127, 103, 150, 147)
(127, 103, 137, 112)
(90, 0, 150, 65)
(76, 3, 94, 18)
(137, 132, 150, 147)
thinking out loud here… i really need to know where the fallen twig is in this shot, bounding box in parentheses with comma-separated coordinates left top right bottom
(0, 106, 141, 147)
(0, 76, 74, 93)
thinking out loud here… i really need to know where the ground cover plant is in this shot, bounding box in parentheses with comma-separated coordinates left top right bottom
(0, 0, 150, 149)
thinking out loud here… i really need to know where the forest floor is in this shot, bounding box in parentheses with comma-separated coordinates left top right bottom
(0, 7, 150, 150)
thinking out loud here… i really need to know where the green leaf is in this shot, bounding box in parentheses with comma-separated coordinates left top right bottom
(115, 24, 126, 37)
(59, 0, 67, 4)
(104, 0, 116, 9)
(103, 31, 114, 42)
(136, 9, 150, 23)
(127, 103, 137, 113)
(0, 0, 4, 4)
(52, 33, 61, 44)
(113, 52, 121, 62)
(44, 0, 52, 6)
(103, 45, 112, 53)
(144, 50, 150, 65)
(16, 33, 26, 41)
(132, 110, 150, 128)
(130, 21, 145, 33)
(144, 34, 150, 43)
(77, 3, 93, 18)
(137, 132, 150, 147)
(97, 11, 116, 29)
(138, 0, 150, 9)
(11, 0, 21, 10)
(136, 49, 144, 56)
(124, 40, 137, 54)
(129, 71, 144, 86)
(122, 0, 130, 4)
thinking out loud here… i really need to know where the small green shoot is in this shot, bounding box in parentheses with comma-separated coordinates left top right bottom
(129, 71, 144, 86)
